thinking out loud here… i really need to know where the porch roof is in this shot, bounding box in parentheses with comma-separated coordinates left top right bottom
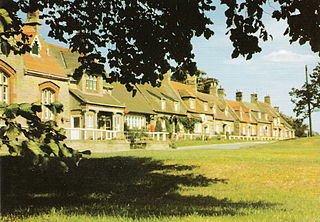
(70, 88, 125, 108)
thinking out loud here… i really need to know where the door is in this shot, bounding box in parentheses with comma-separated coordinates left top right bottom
(71, 116, 81, 140)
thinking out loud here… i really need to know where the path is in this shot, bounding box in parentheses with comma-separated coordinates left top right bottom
(176, 141, 272, 150)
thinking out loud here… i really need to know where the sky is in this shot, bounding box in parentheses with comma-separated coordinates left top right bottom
(41, 3, 319, 133)
(190, 4, 319, 133)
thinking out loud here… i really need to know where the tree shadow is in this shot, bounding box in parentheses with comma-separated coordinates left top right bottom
(1, 156, 276, 219)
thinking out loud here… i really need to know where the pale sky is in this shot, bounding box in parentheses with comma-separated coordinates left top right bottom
(42, 4, 319, 133)
(191, 4, 319, 133)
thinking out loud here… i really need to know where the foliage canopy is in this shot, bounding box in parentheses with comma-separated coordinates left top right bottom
(0, 0, 319, 90)
(290, 63, 320, 119)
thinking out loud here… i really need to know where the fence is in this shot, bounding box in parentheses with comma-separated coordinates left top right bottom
(64, 128, 284, 141)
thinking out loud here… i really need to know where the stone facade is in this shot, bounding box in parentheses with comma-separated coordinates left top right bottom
(0, 14, 295, 141)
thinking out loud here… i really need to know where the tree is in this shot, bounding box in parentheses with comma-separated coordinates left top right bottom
(280, 113, 308, 137)
(0, 102, 90, 171)
(0, 0, 319, 90)
(290, 64, 320, 118)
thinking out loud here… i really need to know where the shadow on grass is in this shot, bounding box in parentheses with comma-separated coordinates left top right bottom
(1, 156, 276, 218)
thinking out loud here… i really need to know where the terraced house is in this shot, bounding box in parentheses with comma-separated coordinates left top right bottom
(0, 13, 295, 143)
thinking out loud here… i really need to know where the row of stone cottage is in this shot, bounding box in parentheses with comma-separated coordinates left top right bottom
(0, 14, 295, 140)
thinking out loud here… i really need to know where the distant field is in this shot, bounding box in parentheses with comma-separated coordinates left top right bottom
(2, 137, 320, 222)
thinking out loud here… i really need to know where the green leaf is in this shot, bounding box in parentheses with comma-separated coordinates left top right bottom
(6, 124, 21, 140)
(47, 139, 60, 156)
(7, 140, 22, 155)
(59, 143, 72, 157)
(5, 104, 20, 118)
(1, 40, 10, 57)
(31, 101, 42, 113)
(23, 140, 44, 156)
(45, 102, 64, 115)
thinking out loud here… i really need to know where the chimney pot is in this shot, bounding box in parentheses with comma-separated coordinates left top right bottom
(236, 91, 243, 102)
(218, 88, 225, 98)
(251, 93, 258, 103)
(264, 96, 271, 104)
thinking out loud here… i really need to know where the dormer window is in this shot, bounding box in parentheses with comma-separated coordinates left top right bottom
(161, 99, 166, 110)
(212, 106, 216, 115)
(225, 107, 228, 116)
(189, 99, 195, 109)
(86, 75, 97, 90)
(258, 112, 261, 119)
(265, 113, 268, 119)
(203, 102, 208, 111)
(174, 101, 180, 112)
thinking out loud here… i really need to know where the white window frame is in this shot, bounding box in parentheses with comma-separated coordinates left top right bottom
(42, 88, 54, 120)
(86, 75, 98, 90)
(86, 113, 94, 128)
(189, 99, 195, 109)
(0, 70, 9, 103)
(161, 99, 166, 110)
(204, 102, 208, 111)
(174, 101, 180, 112)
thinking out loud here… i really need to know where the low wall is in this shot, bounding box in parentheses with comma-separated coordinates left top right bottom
(65, 140, 131, 153)
(65, 140, 170, 153)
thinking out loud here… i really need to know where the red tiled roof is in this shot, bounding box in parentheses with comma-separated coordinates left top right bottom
(22, 25, 67, 78)
(226, 100, 255, 123)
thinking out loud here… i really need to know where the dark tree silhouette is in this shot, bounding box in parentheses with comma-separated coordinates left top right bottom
(0, 0, 319, 90)
(290, 63, 320, 135)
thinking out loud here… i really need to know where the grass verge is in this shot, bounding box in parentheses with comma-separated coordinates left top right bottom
(1, 137, 320, 221)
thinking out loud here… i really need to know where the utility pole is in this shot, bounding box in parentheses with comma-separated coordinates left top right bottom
(305, 65, 313, 137)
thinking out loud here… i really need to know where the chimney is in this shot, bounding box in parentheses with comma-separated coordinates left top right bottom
(209, 81, 218, 95)
(264, 95, 271, 104)
(236, 91, 243, 102)
(251, 93, 258, 103)
(25, 11, 41, 33)
(274, 106, 279, 113)
(186, 74, 197, 91)
(218, 88, 225, 98)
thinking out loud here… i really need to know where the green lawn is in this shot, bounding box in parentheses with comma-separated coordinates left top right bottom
(173, 138, 271, 147)
(2, 137, 320, 222)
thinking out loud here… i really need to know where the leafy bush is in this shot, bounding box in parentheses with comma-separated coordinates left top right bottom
(0, 102, 90, 172)
(126, 129, 147, 144)
(178, 117, 201, 133)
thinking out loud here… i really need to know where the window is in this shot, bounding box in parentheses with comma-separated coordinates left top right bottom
(125, 115, 146, 129)
(215, 124, 220, 133)
(189, 99, 195, 109)
(194, 123, 202, 133)
(114, 116, 121, 131)
(174, 101, 180, 112)
(203, 102, 208, 111)
(31, 36, 41, 56)
(258, 112, 261, 119)
(251, 126, 255, 135)
(161, 99, 166, 110)
(86, 114, 94, 128)
(212, 106, 216, 115)
(242, 126, 246, 135)
(42, 88, 54, 120)
(31, 40, 40, 55)
(0, 71, 9, 103)
(86, 75, 97, 90)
